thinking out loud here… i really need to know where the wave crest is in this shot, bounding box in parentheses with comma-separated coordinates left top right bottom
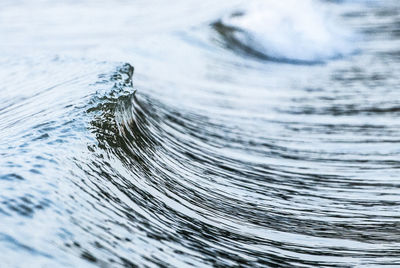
(214, 0, 356, 63)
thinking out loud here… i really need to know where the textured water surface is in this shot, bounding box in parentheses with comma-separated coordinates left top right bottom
(1, 0, 400, 267)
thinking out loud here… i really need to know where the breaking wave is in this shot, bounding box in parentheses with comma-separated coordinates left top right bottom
(214, 0, 357, 63)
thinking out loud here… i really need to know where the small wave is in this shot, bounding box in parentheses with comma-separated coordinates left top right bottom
(214, 0, 356, 63)
(83, 62, 400, 266)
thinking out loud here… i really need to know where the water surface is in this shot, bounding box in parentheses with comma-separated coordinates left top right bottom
(1, 0, 400, 267)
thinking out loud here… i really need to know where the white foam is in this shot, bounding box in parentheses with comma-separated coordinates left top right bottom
(222, 0, 356, 62)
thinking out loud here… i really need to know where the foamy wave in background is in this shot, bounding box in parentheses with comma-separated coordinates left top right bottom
(219, 0, 357, 62)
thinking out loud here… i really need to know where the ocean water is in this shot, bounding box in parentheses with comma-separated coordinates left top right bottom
(1, 0, 400, 267)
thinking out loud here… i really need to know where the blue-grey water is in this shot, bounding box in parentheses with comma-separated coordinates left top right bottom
(1, 0, 400, 267)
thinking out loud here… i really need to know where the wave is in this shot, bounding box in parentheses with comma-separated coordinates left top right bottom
(1, 0, 399, 265)
(213, 0, 356, 63)
(80, 63, 400, 266)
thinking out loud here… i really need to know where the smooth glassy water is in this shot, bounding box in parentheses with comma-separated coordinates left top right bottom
(1, 0, 400, 267)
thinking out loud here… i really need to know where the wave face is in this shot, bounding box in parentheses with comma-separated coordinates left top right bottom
(215, 0, 356, 63)
(1, 0, 400, 267)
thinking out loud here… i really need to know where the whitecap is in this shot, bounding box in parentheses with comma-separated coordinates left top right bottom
(220, 0, 357, 63)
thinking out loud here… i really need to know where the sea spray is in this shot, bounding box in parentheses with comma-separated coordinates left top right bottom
(217, 0, 357, 63)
